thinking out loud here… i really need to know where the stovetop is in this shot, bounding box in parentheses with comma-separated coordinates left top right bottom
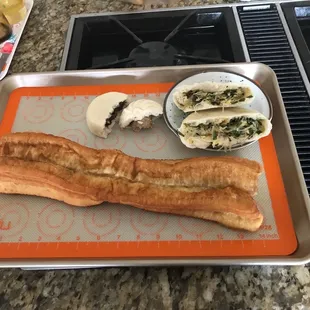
(62, 7, 245, 70)
(60, 0, 310, 196)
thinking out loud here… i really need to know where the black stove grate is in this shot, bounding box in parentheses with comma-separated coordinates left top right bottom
(238, 4, 310, 194)
(85, 12, 231, 69)
(65, 8, 245, 70)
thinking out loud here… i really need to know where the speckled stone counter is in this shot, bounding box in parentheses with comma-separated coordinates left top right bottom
(1, 0, 310, 309)
(1, 266, 310, 309)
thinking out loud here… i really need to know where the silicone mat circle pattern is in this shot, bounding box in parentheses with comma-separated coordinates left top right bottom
(0, 83, 297, 258)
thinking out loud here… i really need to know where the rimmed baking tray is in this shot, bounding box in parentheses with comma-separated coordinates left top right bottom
(0, 63, 309, 268)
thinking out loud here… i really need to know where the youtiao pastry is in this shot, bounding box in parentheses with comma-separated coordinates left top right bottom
(0, 132, 264, 231)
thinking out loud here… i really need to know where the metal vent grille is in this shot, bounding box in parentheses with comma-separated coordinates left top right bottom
(238, 4, 310, 194)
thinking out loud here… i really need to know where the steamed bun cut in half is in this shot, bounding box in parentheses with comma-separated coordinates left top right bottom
(119, 99, 163, 132)
(86, 92, 128, 138)
(173, 81, 254, 113)
(178, 107, 272, 150)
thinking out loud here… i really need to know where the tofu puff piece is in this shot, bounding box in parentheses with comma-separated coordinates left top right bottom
(179, 107, 272, 150)
(173, 81, 254, 112)
(119, 99, 163, 132)
(86, 92, 128, 138)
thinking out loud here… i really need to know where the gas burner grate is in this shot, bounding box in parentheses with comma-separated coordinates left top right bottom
(64, 8, 245, 71)
(88, 13, 228, 69)
(239, 4, 310, 194)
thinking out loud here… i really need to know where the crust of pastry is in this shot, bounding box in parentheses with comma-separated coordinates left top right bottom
(0, 156, 263, 232)
(0, 132, 262, 195)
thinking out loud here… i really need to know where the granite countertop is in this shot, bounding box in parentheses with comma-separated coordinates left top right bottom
(1, 0, 310, 309)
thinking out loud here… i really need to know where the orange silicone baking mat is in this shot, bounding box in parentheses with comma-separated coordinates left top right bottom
(0, 83, 297, 259)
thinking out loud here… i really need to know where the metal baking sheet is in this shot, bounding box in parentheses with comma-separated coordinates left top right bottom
(0, 63, 309, 267)
(0, 86, 289, 257)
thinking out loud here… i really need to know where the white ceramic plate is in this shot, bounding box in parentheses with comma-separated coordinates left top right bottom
(163, 70, 273, 151)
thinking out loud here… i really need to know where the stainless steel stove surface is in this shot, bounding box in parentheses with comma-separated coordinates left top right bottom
(61, 0, 310, 195)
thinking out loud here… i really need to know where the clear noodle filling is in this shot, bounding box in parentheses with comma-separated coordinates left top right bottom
(184, 116, 264, 147)
(183, 87, 253, 108)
